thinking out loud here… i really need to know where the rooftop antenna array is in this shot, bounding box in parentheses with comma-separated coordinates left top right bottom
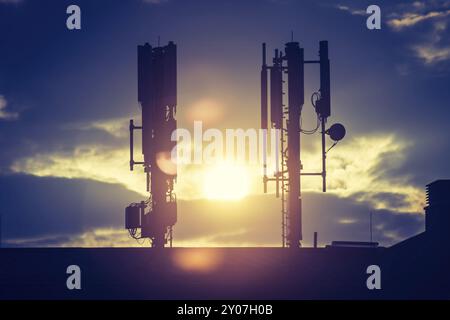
(261, 39, 346, 248)
(125, 41, 178, 248)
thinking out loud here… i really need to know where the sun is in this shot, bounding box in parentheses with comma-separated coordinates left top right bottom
(202, 162, 250, 200)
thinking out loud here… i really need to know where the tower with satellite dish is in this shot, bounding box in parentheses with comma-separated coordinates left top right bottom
(260, 39, 346, 248)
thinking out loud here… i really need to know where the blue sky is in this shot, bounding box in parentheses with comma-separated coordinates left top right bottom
(0, 0, 449, 247)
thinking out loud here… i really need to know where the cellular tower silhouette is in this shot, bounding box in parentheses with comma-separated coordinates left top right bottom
(125, 41, 178, 248)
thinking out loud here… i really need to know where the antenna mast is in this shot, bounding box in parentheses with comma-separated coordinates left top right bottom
(125, 41, 178, 248)
(261, 39, 345, 248)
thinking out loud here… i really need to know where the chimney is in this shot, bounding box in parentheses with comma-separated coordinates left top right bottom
(425, 180, 450, 241)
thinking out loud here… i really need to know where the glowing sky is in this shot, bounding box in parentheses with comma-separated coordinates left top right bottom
(1, 0, 449, 247)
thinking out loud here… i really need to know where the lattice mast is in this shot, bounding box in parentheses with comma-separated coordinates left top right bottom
(261, 40, 345, 248)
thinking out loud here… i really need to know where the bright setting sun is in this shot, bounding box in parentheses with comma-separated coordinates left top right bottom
(202, 162, 250, 200)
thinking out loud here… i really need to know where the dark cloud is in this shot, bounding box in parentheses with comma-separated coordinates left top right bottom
(351, 191, 410, 210)
(0, 174, 142, 240)
(0, 173, 425, 248)
(372, 131, 450, 188)
(154, 192, 425, 247)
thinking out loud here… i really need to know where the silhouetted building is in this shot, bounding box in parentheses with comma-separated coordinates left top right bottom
(383, 179, 450, 299)
(425, 180, 450, 244)
(327, 241, 379, 248)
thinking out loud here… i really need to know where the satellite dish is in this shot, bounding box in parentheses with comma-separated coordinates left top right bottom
(326, 123, 346, 141)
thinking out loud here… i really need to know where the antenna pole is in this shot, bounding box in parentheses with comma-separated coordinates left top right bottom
(261, 43, 268, 193)
(314, 231, 318, 248)
(260, 39, 343, 248)
(370, 212, 373, 242)
(321, 117, 326, 192)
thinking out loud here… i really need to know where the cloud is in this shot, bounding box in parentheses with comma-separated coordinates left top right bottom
(335, 3, 450, 66)
(413, 42, 450, 64)
(70, 117, 131, 139)
(333, 2, 450, 66)
(4, 228, 142, 248)
(9, 131, 425, 213)
(301, 134, 424, 213)
(388, 10, 450, 30)
(409, 19, 450, 64)
(2, 190, 425, 248)
(385, 1, 450, 65)
(335, 4, 366, 16)
(0, 176, 425, 249)
(3, 131, 427, 249)
(0, 174, 142, 242)
(0, 95, 19, 120)
(10, 145, 147, 196)
(166, 192, 424, 248)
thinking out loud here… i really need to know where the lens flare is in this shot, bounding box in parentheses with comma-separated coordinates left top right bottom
(173, 249, 223, 273)
(156, 151, 177, 175)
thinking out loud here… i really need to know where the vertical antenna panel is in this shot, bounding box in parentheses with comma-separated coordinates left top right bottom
(163, 42, 177, 107)
(261, 43, 268, 130)
(285, 42, 304, 109)
(138, 44, 154, 165)
(152, 47, 166, 123)
(261, 43, 268, 192)
(270, 51, 283, 129)
(138, 43, 153, 104)
(318, 41, 330, 118)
